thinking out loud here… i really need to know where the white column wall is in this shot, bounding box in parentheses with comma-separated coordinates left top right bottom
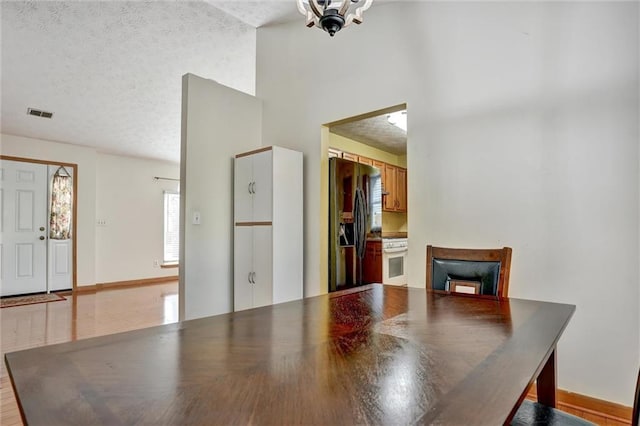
(179, 73, 261, 320)
(256, 2, 639, 406)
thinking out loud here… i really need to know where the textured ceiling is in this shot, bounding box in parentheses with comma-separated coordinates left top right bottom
(330, 112, 407, 155)
(209, 1, 300, 28)
(1, 1, 261, 163)
(1, 1, 391, 163)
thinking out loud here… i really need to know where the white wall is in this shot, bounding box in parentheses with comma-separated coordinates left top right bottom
(180, 73, 261, 320)
(638, 0, 640, 386)
(95, 154, 179, 283)
(256, 2, 639, 406)
(1, 133, 97, 286)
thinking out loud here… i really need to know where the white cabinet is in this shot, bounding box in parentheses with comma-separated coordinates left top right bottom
(234, 146, 303, 312)
(234, 149, 273, 222)
(234, 226, 273, 310)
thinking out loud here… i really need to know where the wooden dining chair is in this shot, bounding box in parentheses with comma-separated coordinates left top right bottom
(511, 366, 640, 425)
(426, 245, 512, 299)
(511, 400, 596, 426)
(634, 368, 640, 426)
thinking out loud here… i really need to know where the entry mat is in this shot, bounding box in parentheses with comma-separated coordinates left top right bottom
(1, 293, 66, 308)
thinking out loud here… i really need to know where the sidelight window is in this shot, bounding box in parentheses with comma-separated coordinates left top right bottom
(50, 166, 73, 239)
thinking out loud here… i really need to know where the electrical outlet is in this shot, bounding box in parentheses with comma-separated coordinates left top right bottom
(153, 260, 160, 267)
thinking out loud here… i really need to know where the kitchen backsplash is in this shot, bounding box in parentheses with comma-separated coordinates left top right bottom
(383, 211, 407, 233)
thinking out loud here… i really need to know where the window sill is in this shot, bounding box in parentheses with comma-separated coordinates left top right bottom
(161, 263, 179, 269)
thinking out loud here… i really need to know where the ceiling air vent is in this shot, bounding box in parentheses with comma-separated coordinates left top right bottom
(27, 108, 53, 119)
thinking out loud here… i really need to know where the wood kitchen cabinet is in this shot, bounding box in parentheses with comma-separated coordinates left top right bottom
(326, 148, 405, 212)
(396, 167, 407, 211)
(383, 164, 407, 213)
(357, 156, 373, 166)
(328, 148, 342, 159)
(342, 152, 358, 162)
(383, 164, 397, 211)
(234, 146, 303, 312)
(363, 240, 382, 283)
(327, 150, 382, 171)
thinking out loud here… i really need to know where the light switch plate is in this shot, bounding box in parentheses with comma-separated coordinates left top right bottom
(192, 211, 201, 225)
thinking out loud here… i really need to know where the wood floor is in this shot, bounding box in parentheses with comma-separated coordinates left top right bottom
(1, 282, 178, 426)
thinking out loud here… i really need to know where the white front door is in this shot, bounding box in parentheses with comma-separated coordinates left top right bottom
(0, 160, 49, 296)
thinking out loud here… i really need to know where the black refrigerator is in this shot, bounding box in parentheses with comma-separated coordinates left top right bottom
(328, 157, 382, 292)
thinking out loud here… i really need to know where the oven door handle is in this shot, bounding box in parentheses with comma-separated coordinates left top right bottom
(383, 247, 408, 254)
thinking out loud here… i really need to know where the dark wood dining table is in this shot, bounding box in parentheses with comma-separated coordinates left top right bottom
(5, 284, 575, 425)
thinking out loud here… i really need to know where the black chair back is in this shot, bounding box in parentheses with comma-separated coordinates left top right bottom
(426, 246, 512, 299)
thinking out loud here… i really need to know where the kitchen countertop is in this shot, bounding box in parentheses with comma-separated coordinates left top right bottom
(366, 233, 408, 241)
(381, 232, 408, 239)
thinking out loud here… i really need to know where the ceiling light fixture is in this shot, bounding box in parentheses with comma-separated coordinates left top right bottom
(296, 0, 373, 37)
(387, 111, 407, 132)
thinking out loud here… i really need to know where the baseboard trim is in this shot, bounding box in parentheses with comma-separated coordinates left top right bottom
(528, 387, 633, 424)
(75, 276, 178, 293)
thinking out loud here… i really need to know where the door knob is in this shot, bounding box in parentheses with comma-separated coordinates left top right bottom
(39, 236, 45, 240)
(39, 226, 45, 231)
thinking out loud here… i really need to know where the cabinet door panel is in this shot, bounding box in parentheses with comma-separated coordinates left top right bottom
(383, 164, 397, 211)
(396, 168, 407, 212)
(328, 148, 342, 158)
(251, 151, 273, 221)
(362, 242, 376, 283)
(252, 226, 273, 308)
(358, 156, 373, 166)
(374, 245, 383, 282)
(342, 152, 358, 162)
(234, 156, 254, 222)
(234, 226, 254, 311)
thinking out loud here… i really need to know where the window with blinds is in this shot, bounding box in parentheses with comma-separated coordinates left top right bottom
(163, 191, 180, 263)
(370, 174, 382, 231)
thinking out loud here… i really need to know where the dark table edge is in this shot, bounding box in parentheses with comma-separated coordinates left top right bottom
(4, 284, 578, 426)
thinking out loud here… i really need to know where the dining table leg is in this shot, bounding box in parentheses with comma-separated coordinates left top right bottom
(537, 348, 558, 407)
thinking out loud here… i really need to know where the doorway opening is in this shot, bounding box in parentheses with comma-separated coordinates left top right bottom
(321, 104, 408, 293)
(0, 156, 78, 297)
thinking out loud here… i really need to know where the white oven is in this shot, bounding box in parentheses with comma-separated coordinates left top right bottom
(382, 238, 408, 286)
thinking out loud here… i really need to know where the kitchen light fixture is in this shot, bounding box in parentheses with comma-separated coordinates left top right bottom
(296, 0, 373, 37)
(387, 110, 407, 132)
